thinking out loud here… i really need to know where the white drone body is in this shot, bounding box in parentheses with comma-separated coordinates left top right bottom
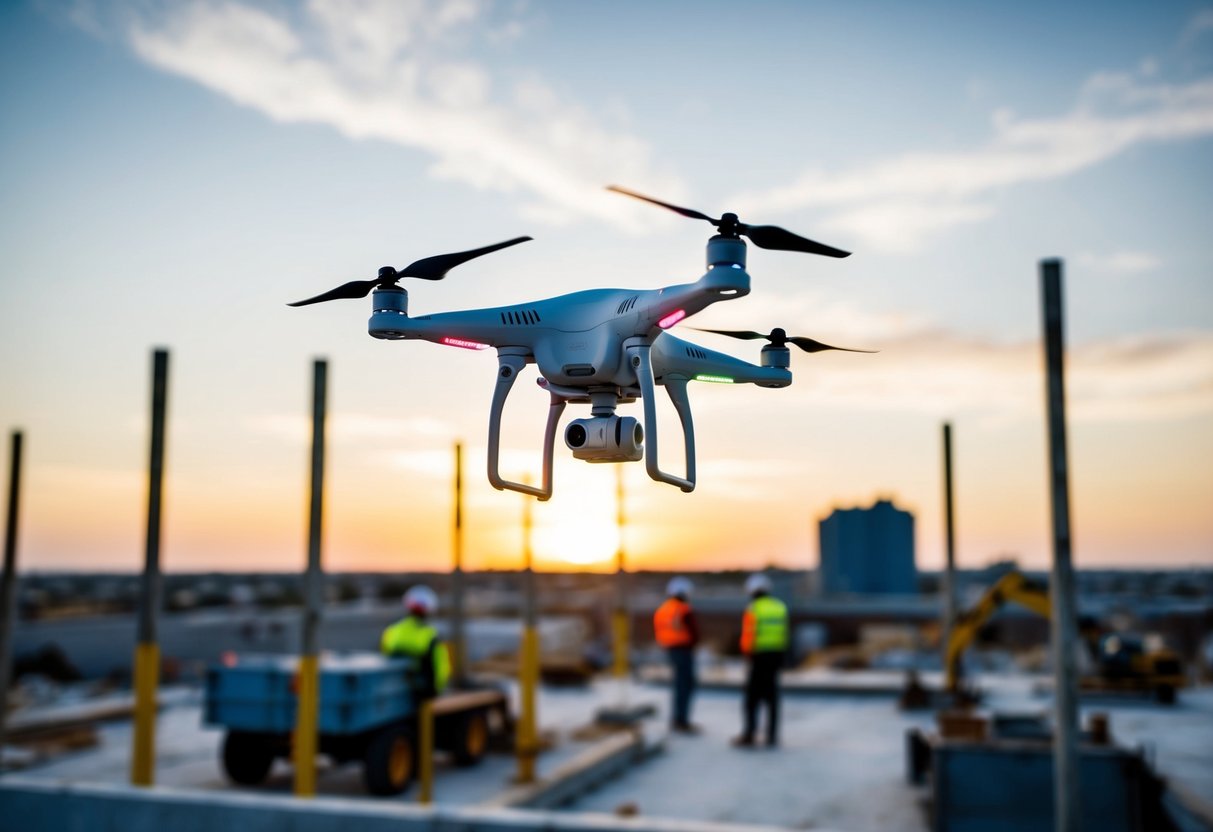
(291, 187, 861, 500)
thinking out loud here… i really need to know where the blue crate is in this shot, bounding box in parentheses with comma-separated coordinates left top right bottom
(205, 653, 417, 735)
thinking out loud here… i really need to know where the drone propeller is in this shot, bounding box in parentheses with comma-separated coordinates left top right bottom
(288, 236, 533, 307)
(606, 186, 850, 258)
(689, 327, 875, 354)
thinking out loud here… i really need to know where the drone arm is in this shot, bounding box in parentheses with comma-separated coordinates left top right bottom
(486, 351, 565, 501)
(626, 340, 695, 493)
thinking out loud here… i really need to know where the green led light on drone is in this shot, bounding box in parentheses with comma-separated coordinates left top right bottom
(695, 374, 734, 384)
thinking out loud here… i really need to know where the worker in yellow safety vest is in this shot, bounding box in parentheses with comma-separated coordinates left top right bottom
(381, 585, 451, 700)
(733, 573, 788, 748)
(653, 576, 700, 734)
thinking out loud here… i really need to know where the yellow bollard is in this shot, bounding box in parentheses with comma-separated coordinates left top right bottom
(517, 625, 539, 784)
(418, 699, 434, 803)
(293, 654, 320, 796)
(129, 641, 159, 785)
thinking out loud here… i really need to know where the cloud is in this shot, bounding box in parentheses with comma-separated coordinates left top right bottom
(680, 288, 931, 344)
(731, 67, 1213, 252)
(247, 412, 455, 444)
(781, 329, 1213, 424)
(100, 0, 674, 227)
(1075, 250, 1161, 274)
(1181, 8, 1213, 46)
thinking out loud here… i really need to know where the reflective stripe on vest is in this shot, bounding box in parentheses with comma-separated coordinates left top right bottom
(654, 598, 693, 648)
(748, 596, 788, 652)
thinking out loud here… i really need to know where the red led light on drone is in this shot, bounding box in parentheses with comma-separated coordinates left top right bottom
(442, 336, 490, 350)
(658, 309, 686, 329)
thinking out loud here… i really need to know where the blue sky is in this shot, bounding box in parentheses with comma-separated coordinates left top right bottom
(1, 0, 1211, 573)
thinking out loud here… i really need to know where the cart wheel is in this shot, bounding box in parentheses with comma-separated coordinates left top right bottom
(364, 725, 415, 796)
(222, 731, 275, 785)
(451, 709, 490, 767)
(1155, 685, 1176, 705)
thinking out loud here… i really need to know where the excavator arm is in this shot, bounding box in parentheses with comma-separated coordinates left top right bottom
(944, 571, 1050, 693)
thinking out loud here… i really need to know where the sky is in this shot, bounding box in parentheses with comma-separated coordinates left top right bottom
(1, 0, 1211, 575)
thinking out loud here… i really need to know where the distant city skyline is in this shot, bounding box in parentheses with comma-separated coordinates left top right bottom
(2, 1, 1211, 573)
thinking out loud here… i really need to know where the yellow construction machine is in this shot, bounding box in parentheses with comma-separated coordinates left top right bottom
(945, 571, 1186, 704)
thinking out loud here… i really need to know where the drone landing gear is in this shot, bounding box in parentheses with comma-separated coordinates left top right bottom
(625, 340, 696, 493)
(487, 350, 565, 500)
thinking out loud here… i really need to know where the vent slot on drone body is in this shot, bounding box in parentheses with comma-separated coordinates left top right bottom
(684, 346, 707, 360)
(500, 309, 542, 326)
(616, 296, 639, 315)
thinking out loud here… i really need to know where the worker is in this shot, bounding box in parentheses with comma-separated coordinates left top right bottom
(381, 585, 451, 699)
(653, 576, 700, 734)
(733, 573, 788, 748)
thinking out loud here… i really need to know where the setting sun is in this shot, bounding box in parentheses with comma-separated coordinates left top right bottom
(529, 466, 623, 570)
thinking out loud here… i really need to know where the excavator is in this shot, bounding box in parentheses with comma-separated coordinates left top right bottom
(945, 571, 1186, 704)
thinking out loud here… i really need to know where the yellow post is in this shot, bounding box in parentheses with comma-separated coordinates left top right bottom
(612, 611, 629, 678)
(613, 464, 629, 679)
(129, 641, 159, 785)
(516, 477, 538, 784)
(518, 625, 539, 784)
(293, 654, 320, 796)
(418, 699, 434, 803)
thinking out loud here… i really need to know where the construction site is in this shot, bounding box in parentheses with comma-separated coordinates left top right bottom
(2, 554, 1213, 832)
(1, 264, 1211, 831)
(4, 2, 1213, 830)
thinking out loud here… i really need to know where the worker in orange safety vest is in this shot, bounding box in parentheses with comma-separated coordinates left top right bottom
(653, 576, 700, 734)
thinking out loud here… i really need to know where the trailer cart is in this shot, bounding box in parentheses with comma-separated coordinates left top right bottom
(204, 653, 510, 795)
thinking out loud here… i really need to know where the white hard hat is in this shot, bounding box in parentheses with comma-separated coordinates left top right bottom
(403, 585, 438, 615)
(745, 573, 772, 596)
(666, 576, 694, 598)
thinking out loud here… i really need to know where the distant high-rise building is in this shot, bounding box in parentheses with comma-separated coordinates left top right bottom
(818, 499, 916, 595)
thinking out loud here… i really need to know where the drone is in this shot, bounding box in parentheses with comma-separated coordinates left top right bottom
(290, 186, 870, 499)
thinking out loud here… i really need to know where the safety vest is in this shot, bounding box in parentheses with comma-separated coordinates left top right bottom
(740, 596, 788, 655)
(653, 597, 694, 648)
(381, 616, 451, 693)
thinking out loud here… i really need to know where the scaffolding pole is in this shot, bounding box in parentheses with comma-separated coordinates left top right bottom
(0, 430, 25, 772)
(131, 348, 169, 786)
(516, 479, 538, 784)
(450, 442, 466, 685)
(941, 423, 957, 657)
(1041, 259, 1081, 832)
(293, 358, 327, 797)
(612, 464, 629, 680)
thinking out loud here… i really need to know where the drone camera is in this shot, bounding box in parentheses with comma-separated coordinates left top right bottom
(564, 415, 644, 463)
